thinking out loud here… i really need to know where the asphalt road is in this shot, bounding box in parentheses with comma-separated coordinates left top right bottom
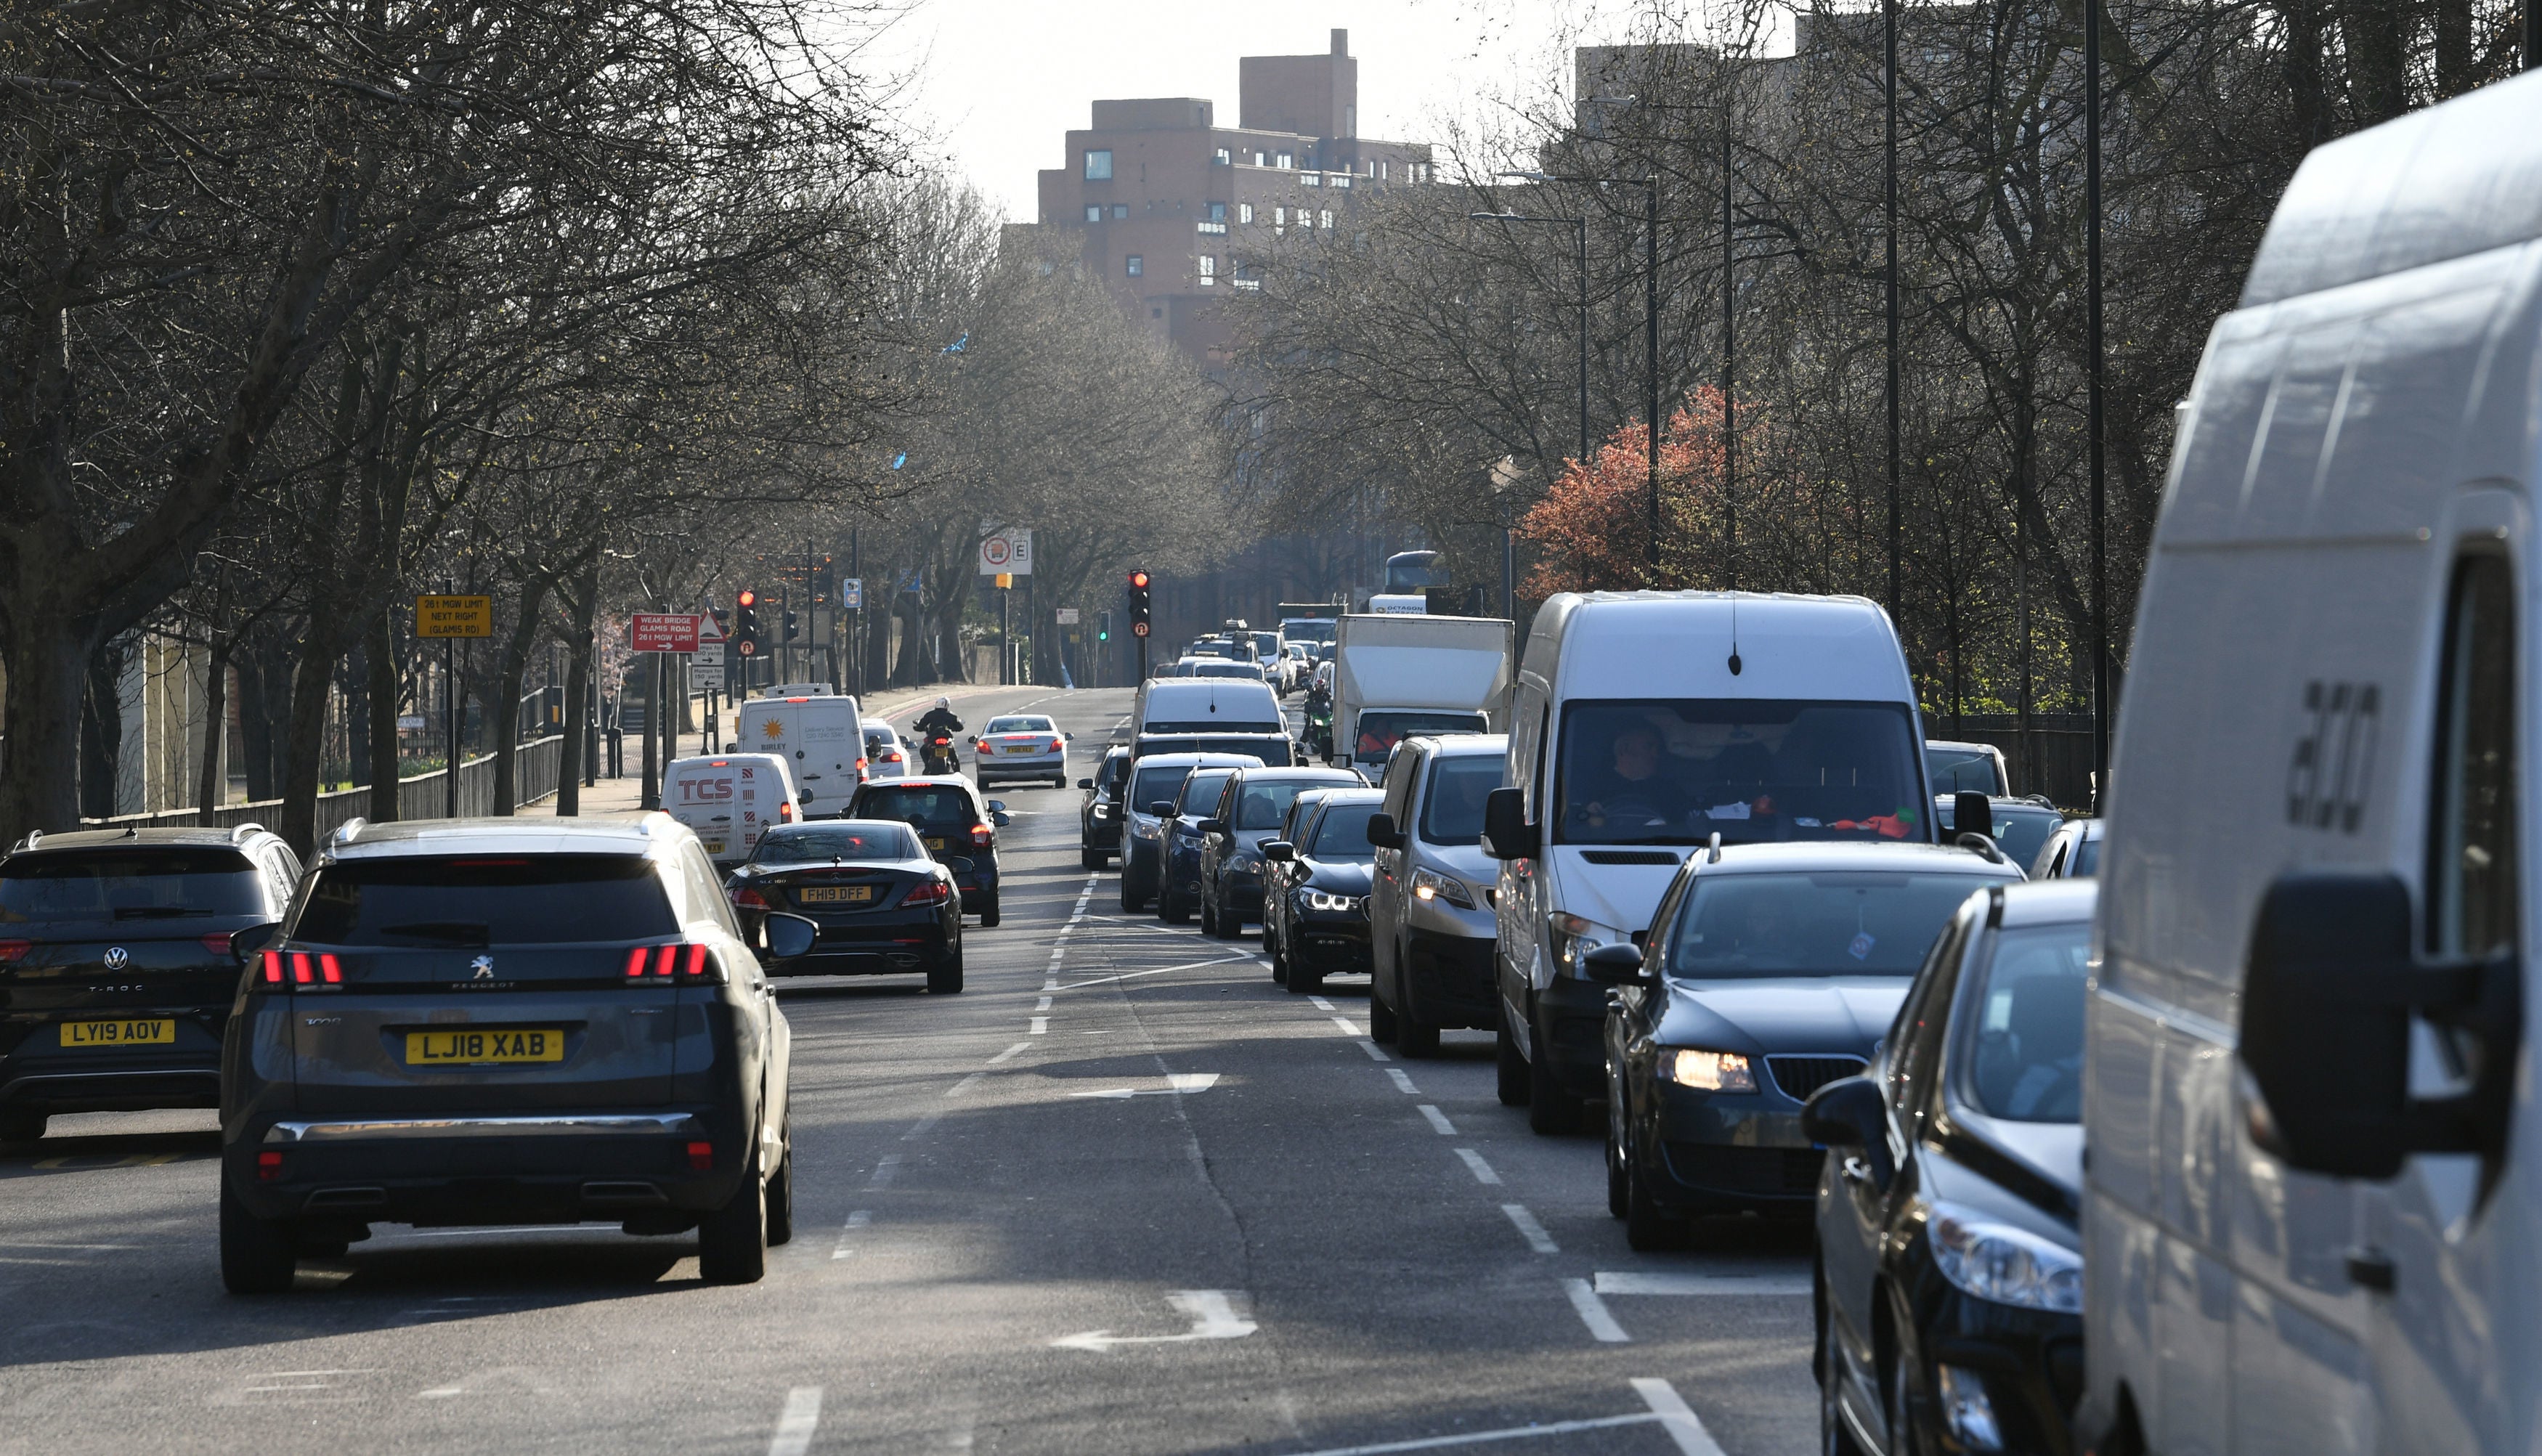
(0, 686, 1816, 1456)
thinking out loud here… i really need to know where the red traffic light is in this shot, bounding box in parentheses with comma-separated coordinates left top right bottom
(1127, 571, 1150, 590)
(736, 587, 758, 608)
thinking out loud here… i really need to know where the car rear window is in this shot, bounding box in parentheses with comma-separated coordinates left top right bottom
(985, 717, 1054, 734)
(293, 855, 675, 946)
(751, 826, 925, 863)
(1133, 765, 1196, 811)
(854, 784, 977, 829)
(0, 850, 263, 922)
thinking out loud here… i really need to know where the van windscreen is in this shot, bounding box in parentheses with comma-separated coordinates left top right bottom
(293, 855, 674, 946)
(1555, 699, 1924, 846)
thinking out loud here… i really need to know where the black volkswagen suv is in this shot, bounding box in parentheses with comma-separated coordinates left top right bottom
(1, 825, 300, 1145)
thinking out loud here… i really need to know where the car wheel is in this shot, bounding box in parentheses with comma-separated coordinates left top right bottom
(1623, 1144, 1685, 1251)
(764, 1139, 795, 1248)
(1081, 847, 1105, 871)
(1496, 1015, 1530, 1107)
(0, 1109, 46, 1145)
(1287, 959, 1320, 993)
(1054, 775, 1068, 789)
(1269, 929, 1289, 985)
(1159, 885, 1189, 924)
(1395, 975, 1441, 1058)
(1214, 891, 1244, 940)
(928, 943, 965, 995)
(1819, 1282, 1871, 1456)
(1368, 988, 1398, 1044)
(1121, 874, 1145, 913)
(1527, 1019, 1583, 1135)
(1606, 1091, 1631, 1219)
(697, 1160, 768, 1285)
(219, 1179, 299, 1295)
(1199, 890, 1219, 937)
(977, 892, 1000, 929)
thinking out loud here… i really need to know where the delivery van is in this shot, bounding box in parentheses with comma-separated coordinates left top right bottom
(731, 694, 863, 818)
(1325, 612, 1514, 773)
(663, 752, 799, 863)
(1478, 591, 1928, 1134)
(1132, 678, 1284, 740)
(2081, 75, 2542, 1456)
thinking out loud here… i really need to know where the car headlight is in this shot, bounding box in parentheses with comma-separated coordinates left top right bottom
(1229, 853, 1262, 876)
(1132, 818, 1164, 840)
(1928, 1202, 2083, 1312)
(1657, 1048, 1755, 1092)
(1304, 889, 1363, 914)
(1092, 804, 1111, 819)
(1549, 911, 1629, 976)
(1411, 866, 1477, 909)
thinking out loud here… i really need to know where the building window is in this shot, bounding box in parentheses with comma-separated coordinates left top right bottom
(1301, 172, 1320, 187)
(1084, 149, 1113, 180)
(1209, 201, 1227, 221)
(1196, 219, 1226, 235)
(1380, 160, 1390, 180)
(1217, 147, 1233, 166)
(1331, 174, 1352, 190)
(1273, 206, 1286, 232)
(1320, 209, 1333, 229)
(1253, 150, 1267, 166)
(1239, 203, 1254, 224)
(1112, 203, 1129, 219)
(1198, 255, 1217, 286)
(1084, 204, 1103, 223)
(1275, 151, 1294, 169)
(1125, 254, 1142, 277)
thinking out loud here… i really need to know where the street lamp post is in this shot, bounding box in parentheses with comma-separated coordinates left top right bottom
(1469, 211, 1591, 471)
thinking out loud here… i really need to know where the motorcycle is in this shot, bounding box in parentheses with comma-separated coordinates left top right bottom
(915, 725, 960, 776)
(1303, 698, 1333, 758)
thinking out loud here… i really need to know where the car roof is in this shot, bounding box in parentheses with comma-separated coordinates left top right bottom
(1232, 766, 1362, 782)
(864, 775, 980, 793)
(1406, 732, 1509, 758)
(322, 815, 684, 862)
(669, 752, 787, 768)
(1698, 841, 2027, 877)
(1133, 752, 1255, 769)
(1300, 787, 1384, 806)
(1997, 879, 2098, 927)
(7, 825, 274, 855)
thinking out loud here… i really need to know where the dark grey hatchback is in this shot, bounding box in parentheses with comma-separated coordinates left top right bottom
(218, 814, 813, 1293)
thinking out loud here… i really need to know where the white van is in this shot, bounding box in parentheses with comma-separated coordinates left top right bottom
(1479, 591, 1929, 1134)
(1133, 678, 1284, 739)
(663, 752, 799, 863)
(731, 694, 863, 818)
(2083, 78, 2542, 1456)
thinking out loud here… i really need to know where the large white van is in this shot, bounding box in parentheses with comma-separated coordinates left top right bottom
(1479, 591, 1929, 1134)
(731, 694, 863, 818)
(2082, 78, 2542, 1456)
(663, 752, 799, 863)
(1133, 678, 1284, 739)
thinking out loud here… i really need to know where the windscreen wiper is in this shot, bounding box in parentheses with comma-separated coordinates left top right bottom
(113, 906, 207, 919)
(379, 921, 492, 947)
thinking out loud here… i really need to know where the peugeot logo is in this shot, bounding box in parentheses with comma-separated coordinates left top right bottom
(470, 955, 495, 980)
(102, 947, 129, 971)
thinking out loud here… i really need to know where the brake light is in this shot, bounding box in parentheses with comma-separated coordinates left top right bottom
(623, 946, 650, 979)
(256, 1150, 284, 1182)
(1049, 738, 1063, 752)
(0, 939, 30, 964)
(291, 952, 314, 985)
(858, 757, 869, 770)
(320, 953, 342, 985)
(903, 881, 951, 908)
(262, 950, 284, 984)
(626, 943, 720, 983)
(200, 932, 235, 957)
(970, 823, 992, 847)
(884, 751, 903, 763)
(731, 885, 770, 910)
(780, 802, 795, 823)
(687, 1141, 715, 1170)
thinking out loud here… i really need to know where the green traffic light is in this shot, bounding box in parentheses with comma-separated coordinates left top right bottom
(1098, 631, 1109, 641)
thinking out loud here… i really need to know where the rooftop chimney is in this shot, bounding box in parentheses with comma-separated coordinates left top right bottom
(1332, 28, 1347, 55)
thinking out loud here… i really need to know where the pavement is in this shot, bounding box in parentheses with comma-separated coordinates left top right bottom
(0, 686, 1817, 1456)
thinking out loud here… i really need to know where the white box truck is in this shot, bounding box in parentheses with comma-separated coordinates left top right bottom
(1325, 613, 1514, 775)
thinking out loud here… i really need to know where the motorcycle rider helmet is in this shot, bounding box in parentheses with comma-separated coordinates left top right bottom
(935, 696, 951, 711)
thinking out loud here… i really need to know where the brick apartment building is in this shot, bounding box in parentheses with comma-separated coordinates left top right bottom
(1034, 29, 1434, 369)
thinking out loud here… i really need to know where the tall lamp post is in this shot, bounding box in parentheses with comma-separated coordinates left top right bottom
(1502, 171, 1661, 574)
(1469, 210, 1591, 471)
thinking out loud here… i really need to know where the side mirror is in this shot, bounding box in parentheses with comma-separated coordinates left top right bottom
(1198, 818, 1226, 836)
(991, 811, 1012, 827)
(1581, 943, 1648, 985)
(757, 912, 819, 964)
(1147, 802, 1177, 818)
(1365, 812, 1404, 850)
(1953, 791, 1993, 839)
(230, 922, 283, 961)
(1077, 778, 1094, 789)
(1480, 787, 1538, 861)
(986, 800, 1007, 813)
(1065, 732, 1076, 741)
(1263, 841, 1297, 863)
(1801, 1076, 1892, 1187)
(965, 735, 978, 744)
(2241, 872, 2519, 1179)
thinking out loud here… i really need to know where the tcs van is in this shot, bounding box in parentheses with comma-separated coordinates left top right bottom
(2083, 76, 2542, 1456)
(1479, 591, 1930, 1133)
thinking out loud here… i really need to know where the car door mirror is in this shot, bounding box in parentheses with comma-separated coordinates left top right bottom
(758, 912, 819, 964)
(230, 922, 283, 961)
(1263, 841, 1296, 863)
(986, 800, 1007, 813)
(1065, 732, 1076, 741)
(1077, 778, 1094, 789)
(1148, 802, 1177, 818)
(1198, 818, 1226, 836)
(1953, 790, 1992, 839)
(2241, 871, 2520, 1179)
(1581, 943, 1648, 985)
(965, 735, 978, 744)
(1365, 812, 1403, 850)
(991, 811, 1012, 827)
(1801, 1075, 1893, 1187)
(1480, 787, 1537, 861)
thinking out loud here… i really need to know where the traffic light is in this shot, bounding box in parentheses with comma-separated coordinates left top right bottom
(1099, 610, 1112, 643)
(734, 588, 760, 657)
(781, 608, 800, 641)
(1126, 570, 1151, 638)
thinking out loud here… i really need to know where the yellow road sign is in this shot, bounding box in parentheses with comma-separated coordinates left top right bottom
(415, 595, 492, 638)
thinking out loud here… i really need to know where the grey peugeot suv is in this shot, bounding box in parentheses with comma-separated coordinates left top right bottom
(217, 813, 816, 1293)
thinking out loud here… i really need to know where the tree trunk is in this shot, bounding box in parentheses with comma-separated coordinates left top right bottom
(367, 611, 402, 821)
(198, 643, 231, 818)
(79, 639, 125, 822)
(555, 571, 598, 817)
(279, 620, 345, 857)
(0, 606, 103, 838)
(490, 577, 550, 815)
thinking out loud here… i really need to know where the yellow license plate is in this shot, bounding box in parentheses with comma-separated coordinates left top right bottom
(925, 837, 947, 851)
(797, 885, 874, 904)
(1005, 745, 1041, 755)
(61, 1019, 174, 1048)
(404, 1029, 565, 1066)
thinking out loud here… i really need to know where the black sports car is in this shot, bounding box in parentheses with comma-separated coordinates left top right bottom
(727, 821, 965, 992)
(1261, 789, 1383, 993)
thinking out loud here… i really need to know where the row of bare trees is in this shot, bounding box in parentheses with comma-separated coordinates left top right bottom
(1227, 0, 2523, 722)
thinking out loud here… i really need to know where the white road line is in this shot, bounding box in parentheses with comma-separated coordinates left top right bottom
(1035, 996, 1053, 1012)
(1309, 995, 1336, 1011)
(1330, 1014, 1363, 1036)
(1595, 1270, 1812, 1296)
(1562, 1278, 1631, 1343)
(1278, 1413, 1660, 1456)
(946, 1071, 986, 1096)
(864, 1155, 901, 1191)
(768, 1386, 824, 1456)
(1631, 1378, 1728, 1456)
(1500, 1203, 1559, 1254)
(831, 1210, 871, 1259)
(1453, 1148, 1502, 1185)
(901, 1109, 946, 1141)
(1417, 1104, 1456, 1135)
(1029, 1017, 1049, 1036)
(1386, 1069, 1418, 1094)
(1357, 1039, 1392, 1062)
(1057, 955, 1251, 988)
(987, 1041, 1032, 1065)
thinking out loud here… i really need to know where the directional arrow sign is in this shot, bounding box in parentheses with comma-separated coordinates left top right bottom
(1068, 1073, 1219, 1100)
(1050, 1290, 1255, 1352)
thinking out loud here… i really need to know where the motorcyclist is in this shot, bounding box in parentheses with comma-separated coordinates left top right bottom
(912, 696, 965, 773)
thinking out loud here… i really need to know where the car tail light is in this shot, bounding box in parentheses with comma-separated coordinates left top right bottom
(884, 750, 903, 763)
(200, 932, 235, 957)
(731, 885, 770, 910)
(903, 881, 951, 908)
(262, 950, 285, 984)
(320, 953, 342, 984)
(0, 939, 30, 964)
(686, 1141, 714, 1171)
(625, 943, 721, 983)
(779, 802, 795, 823)
(290, 952, 316, 985)
(1049, 738, 1063, 752)
(256, 1150, 284, 1182)
(858, 757, 869, 771)
(970, 822, 993, 847)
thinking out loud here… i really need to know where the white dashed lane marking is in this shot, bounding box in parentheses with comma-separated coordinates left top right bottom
(1562, 1278, 1631, 1343)
(1501, 1203, 1559, 1254)
(1417, 1104, 1455, 1135)
(1453, 1149, 1501, 1185)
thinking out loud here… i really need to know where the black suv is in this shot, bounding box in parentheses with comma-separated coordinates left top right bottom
(1078, 745, 1132, 869)
(1, 825, 300, 1145)
(846, 776, 1010, 926)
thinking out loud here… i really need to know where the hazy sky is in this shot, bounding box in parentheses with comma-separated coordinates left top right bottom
(861, 0, 1661, 221)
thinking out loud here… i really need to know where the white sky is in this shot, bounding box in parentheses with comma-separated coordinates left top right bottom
(856, 0, 1721, 221)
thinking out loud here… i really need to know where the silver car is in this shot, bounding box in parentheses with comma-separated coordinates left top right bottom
(862, 724, 912, 781)
(1367, 735, 1507, 1057)
(217, 815, 814, 1293)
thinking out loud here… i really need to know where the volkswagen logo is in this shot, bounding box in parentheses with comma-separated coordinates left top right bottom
(102, 947, 129, 971)
(469, 955, 495, 980)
